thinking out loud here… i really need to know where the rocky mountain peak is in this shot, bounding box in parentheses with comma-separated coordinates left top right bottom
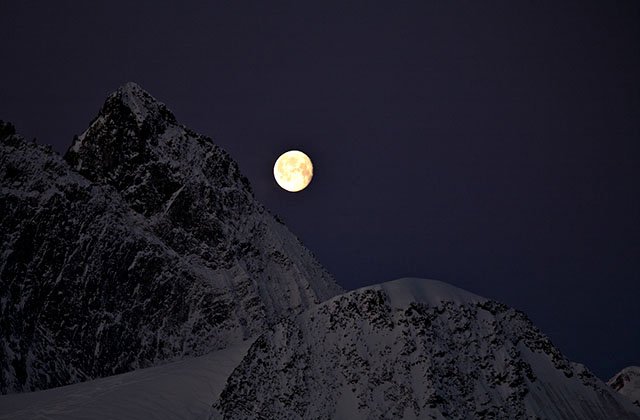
(104, 81, 176, 128)
(65, 83, 183, 190)
(1, 87, 341, 394)
(113, 82, 166, 115)
(64, 83, 251, 218)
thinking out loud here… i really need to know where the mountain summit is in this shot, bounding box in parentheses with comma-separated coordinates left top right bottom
(214, 277, 640, 419)
(64, 83, 342, 316)
(0, 84, 341, 394)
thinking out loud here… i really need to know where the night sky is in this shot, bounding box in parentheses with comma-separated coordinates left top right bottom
(1, 1, 638, 380)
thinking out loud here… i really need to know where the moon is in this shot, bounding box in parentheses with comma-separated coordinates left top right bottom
(273, 150, 313, 192)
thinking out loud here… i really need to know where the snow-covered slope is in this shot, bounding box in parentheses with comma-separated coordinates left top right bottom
(0, 340, 253, 420)
(610, 366, 640, 407)
(0, 89, 341, 395)
(213, 278, 640, 419)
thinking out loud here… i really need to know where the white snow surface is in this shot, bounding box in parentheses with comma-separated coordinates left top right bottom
(0, 340, 253, 420)
(610, 366, 640, 407)
(355, 277, 485, 308)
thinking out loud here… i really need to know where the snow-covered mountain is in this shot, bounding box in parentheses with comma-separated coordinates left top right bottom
(610, 366, 640, 407)
(213, 278, 640, 419)
(3, 85, 638, 419)
(0, 85, 341, 395)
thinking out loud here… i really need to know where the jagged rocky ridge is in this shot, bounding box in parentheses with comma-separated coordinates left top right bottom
(0, 84, 342, 394)
(610, 366, 640, 408)
(213, 278, 640, 420)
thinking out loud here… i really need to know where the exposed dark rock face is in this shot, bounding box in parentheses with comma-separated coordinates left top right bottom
(0, 85, 342, 394)
(213, 278, 640, 420)
(65, 83, 258, 264)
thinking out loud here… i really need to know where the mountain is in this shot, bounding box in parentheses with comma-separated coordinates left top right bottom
(64, 82, 341, 324)
(3, 85, 638, 418)
(610, 367, 640, 407)
(213, 278, 640, 419)
(0, 84, 341, 394)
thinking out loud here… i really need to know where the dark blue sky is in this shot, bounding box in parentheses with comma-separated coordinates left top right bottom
(1, 1, 638, 379)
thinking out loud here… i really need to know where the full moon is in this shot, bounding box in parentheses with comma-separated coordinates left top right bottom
(273, 150, 313, 192)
